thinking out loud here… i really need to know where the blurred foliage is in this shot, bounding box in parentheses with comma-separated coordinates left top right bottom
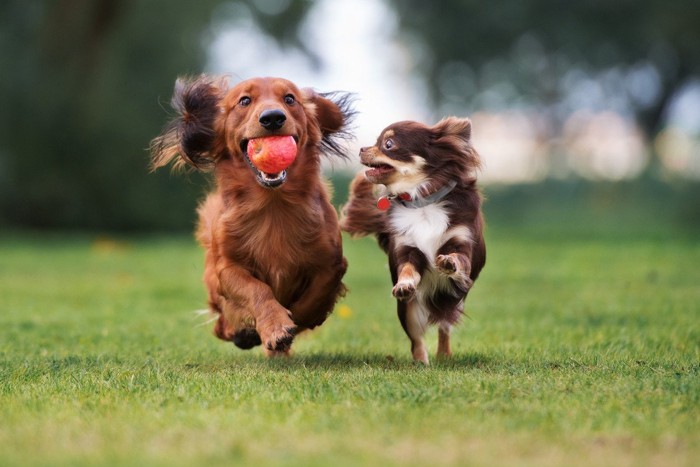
(327, 171, 700, 237)
(389, 0, 700, 137)
(1, 0, 698, 231)
(481, 177, 700, 238)
(0, 0, 312, 231)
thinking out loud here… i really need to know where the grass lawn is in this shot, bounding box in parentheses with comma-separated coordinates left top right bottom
(0, 224, 698, 466)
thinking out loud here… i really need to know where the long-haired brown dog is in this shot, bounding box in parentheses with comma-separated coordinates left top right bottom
(341, 118, 486, 364)
(151, 76, 354, 356)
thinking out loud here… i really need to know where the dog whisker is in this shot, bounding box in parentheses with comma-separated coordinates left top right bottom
(193, 308, 211, 317)
(195, 315, 219, 328)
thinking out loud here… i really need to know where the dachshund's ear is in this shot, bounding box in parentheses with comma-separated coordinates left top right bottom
(150, 75, 227, 171)
(312, 93, 345, 135)
(303, 89, 356, 159)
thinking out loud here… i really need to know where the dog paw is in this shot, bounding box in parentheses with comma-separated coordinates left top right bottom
(436, 254, 473, 292)
(436, 254, 457, 274)
(392, 280, 416, 301)
(232, 328, 262, 349)
(412, 347, 429, 365)
(264, 326, 296, 353)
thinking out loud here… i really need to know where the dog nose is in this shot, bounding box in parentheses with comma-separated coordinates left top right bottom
(259, 109, 287, 131)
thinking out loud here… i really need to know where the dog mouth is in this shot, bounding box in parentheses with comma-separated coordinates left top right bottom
(363, 161, 396, 182)
(241, 136, 298, 189)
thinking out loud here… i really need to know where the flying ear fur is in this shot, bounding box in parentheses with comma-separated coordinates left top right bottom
(303, 89, 356, 159)
(431, 117, 481, 171)
(150, 75, 227, 171)
(432, 117, 472, 143)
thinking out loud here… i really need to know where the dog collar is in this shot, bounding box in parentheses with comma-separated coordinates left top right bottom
(376, 180, 458, 211)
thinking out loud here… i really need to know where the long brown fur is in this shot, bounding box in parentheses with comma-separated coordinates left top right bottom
(151, 75, 355, 356)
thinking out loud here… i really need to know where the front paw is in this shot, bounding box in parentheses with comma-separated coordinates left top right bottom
(258, 309, 297, 354)
(392, 280, 416, 301)
(436, 254, 473, 292)
(264, 325, 296, 353)
(436, 254, 457, 274)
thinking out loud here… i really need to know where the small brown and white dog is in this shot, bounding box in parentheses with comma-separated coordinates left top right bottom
(340, 118, 486, 364)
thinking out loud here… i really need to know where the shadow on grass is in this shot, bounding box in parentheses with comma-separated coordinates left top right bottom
(11, 350, 498, 379)
(255, 351, 497, 372)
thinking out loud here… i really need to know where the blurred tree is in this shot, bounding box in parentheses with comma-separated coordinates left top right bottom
(3, 0, 697, 230)
(0, 0, 312, 230)
(387, 0, 700, 165)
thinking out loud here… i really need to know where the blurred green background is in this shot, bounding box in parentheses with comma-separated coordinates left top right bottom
(1, 0, 699, 234)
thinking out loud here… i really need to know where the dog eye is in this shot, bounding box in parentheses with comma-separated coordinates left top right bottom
(239, 96, 251, 107)
(384, 138, 394, 150)
(284, 94, 295, 105)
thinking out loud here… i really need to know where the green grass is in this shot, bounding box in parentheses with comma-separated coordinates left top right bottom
(0, 227, 698, 466)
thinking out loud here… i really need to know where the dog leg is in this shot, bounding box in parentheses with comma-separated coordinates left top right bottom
(392, 246, 429, 362)
(405, 301, 430, 365)
(255, 304, 297, 353)
(436, 252, 473, 294)
(437, 322, 452, 358)
(436, 232, 476, 295)
(200, 240, 235, 342)
(392, 245, 428, 301)
(218, 263, 296, 354)
(289, 256, 348, 328)
(392, 262, 421, 301)
(264, 348, 292, 358)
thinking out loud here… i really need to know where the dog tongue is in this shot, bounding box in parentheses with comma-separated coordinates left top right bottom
(247, 136, 297, 174)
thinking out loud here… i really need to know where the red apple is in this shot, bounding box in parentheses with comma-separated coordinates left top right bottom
(247, 136, 297, 173)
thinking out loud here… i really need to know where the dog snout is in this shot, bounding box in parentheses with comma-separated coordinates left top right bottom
(259, 109, 287, 131)
(359, 146, 373, 159)
(359, 146, 376, 164)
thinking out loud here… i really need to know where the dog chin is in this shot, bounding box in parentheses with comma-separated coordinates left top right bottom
(364, 166, 395, 185)
(255, 169, 287, 188)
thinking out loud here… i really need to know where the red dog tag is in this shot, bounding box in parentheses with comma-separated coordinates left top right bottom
(377, 197, 391, 211)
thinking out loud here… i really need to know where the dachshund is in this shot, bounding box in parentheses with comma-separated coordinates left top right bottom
(151, 76, 354, 356)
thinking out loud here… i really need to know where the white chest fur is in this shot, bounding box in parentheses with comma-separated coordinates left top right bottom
(389, 203, 450, 265)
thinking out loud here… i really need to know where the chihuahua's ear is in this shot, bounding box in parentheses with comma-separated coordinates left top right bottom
(431, 117, 481, 171)
(150, 75, 227, 171)
(431, 117, 472, 144)
(303, 89, 356, 159)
